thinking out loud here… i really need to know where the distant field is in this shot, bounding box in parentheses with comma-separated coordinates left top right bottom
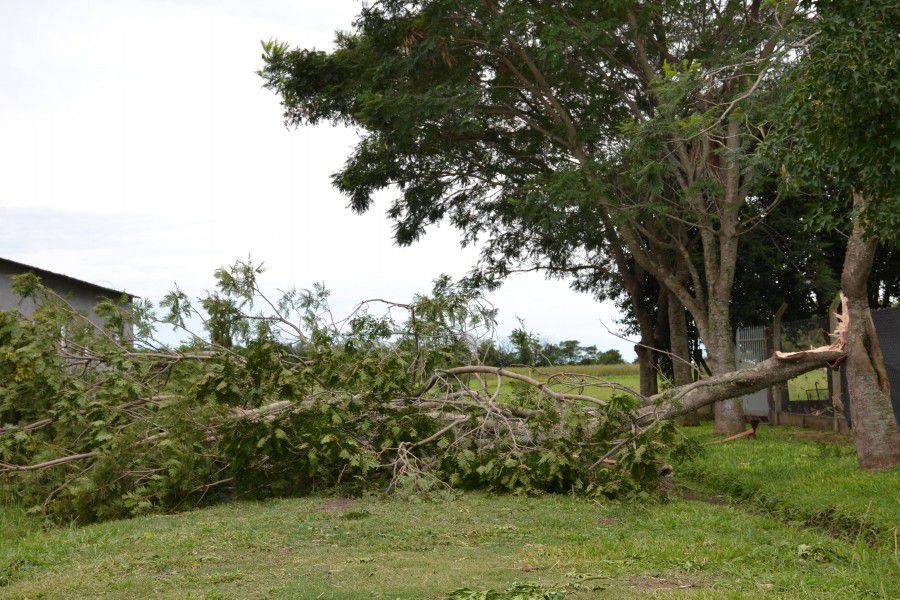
(521, 363, 643, 378)
(468, 363, 643, 402)
(785, 369, 830, 402)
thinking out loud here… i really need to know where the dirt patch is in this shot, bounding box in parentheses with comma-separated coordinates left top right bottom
(319, 498, 358, 511)
(675, 486, 729, 506)
(629, 575, 695, 590)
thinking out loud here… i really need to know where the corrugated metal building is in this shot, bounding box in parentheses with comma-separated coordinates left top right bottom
(0, 257, 135, 332)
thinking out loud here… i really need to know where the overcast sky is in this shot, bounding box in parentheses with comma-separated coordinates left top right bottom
(0, 0, 635, 358)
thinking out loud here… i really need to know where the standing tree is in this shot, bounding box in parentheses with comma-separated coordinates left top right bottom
(507, 324, 541, 365)
(260, 0, 813, 434)
(773, 0, 899, 468)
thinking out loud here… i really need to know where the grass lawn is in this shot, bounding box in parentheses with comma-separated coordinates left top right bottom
(677, 424, 900, 548)
(784, 370, 830, 403)
(3, 399, 898, 599)
(1, 490, 897, 599)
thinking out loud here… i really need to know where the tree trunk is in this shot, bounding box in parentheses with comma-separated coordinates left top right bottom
(635, 343, 659, 397)
(706, 305, 745, 435)
(595, 215, 659, 398)
(841, 194, 900, 469)
(638, 348, 845, 424)
(633, 292, 660, 397)
(668, 295, 699, 425)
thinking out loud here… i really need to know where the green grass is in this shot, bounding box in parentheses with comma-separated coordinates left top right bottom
(470, 364, 643, 403)
(678, 424, 900, 548)
(522, 364, 643, 378)
(1, 492, 897, 599)
(3, 399, 897, 598)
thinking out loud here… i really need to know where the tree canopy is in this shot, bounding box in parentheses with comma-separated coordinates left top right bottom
(773, 0, 899, 243)
(261, 0, 822, 433)
(259, 0, 897, 457)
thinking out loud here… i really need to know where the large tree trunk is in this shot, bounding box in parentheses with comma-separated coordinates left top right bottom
(668, 294, 699, 425)
(633, 295, 660, 397)
(635, 343, 659, 397)
(705, 305, 745, 435)
(638, 348, 845, 424)
(594, 211, 660, 397)
(841, 194, 900, 469)
(628, 275, 661, 398)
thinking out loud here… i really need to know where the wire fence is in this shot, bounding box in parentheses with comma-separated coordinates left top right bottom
(736, 306, 900, 428)
(779, 316, 833, 415)
(733, 318, 833, 417)
(735, 325, 770, 417)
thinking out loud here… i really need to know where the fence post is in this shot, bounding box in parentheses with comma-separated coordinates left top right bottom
(770, 303, 788, 425)
(828, 294, 843, 432)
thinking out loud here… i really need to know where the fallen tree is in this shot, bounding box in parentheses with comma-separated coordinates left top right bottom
(639, 332, 847, 425)
(0, 265, 688, 521)
(1, 260, 859, 522)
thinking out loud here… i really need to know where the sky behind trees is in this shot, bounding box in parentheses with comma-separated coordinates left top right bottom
(0, 0, 633, 357)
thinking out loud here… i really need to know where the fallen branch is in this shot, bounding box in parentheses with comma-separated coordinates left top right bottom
(637, 347, 845, 423)
(437, 365, 631, 406)
(0, 395, 173, 437)
(708, 429, 756, 445)
(0, 452, 97, 474)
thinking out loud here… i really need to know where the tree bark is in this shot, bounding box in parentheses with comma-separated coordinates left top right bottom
(635, 343, 659, 397)
(668, 294, 699, 425)
(841, 193, 900, 469)
(653, 284, 670, 367)
(705, 304, 745, 435)
(638, 348, 845, 424)
(598, 215, 659, 398)
(633, 294, 659, 397)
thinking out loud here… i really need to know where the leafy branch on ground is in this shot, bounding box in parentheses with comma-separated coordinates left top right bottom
(0, 260, 687, 521)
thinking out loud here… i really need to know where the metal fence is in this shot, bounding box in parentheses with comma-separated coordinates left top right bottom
(779, 316, 833, 415)
(735, 325, 769, 417)
(734, 319, 833, 418)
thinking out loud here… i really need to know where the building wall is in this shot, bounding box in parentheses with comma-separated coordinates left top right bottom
(0, 261, 131, 334)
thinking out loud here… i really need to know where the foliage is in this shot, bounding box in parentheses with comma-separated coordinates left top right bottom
(258, 0, 818, 380)
(536, 340, 623, 367)
(485, 323, 625, 368)
(0, 261, 679, 522)
(258, 0, 803, 257)
(506, 325, 541, 366)
(772, 0, 900, 245)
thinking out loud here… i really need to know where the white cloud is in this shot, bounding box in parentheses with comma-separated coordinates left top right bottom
(0, 0, 635, 358)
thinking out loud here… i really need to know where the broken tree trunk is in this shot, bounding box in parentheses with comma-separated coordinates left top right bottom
(840, 193, 900, 469)
(637, 347, 846, 424)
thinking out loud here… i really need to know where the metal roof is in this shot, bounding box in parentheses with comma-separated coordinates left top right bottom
(0, 256, 137, 299)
